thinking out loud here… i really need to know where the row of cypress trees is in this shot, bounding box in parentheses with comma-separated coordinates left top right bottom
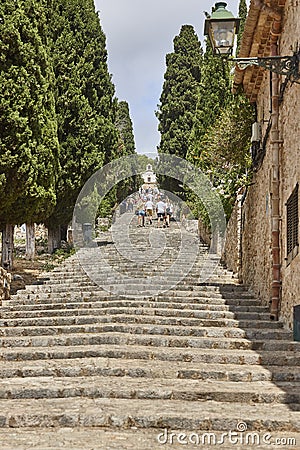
(156, 0, 254, 220)
(0, 0, 136, 267)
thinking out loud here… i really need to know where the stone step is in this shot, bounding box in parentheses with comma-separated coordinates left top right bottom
(1, 344, 299, 366)
(0, 302, 237, 316)
(17, 278, 248, 292)
(0, 427, 299, 450)
(0, 303, 236, 316)
(0, 356, 299, 382)
(4, 291, 265, 307)
(0, 376, 298, 405)
(0, 314, 240, 329)
(0, 320, 291, 340)
(0, 304, 282, 328)
(0, 331, 297, 351)
(0, 315, 284, 335)
(1, 301, 269, 317)
(0, 397, 298, 431)
(3, 223, 299, 446)
(15, 283, 252, 294)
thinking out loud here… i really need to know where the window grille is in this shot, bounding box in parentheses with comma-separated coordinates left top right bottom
(286, 183, 299, 265)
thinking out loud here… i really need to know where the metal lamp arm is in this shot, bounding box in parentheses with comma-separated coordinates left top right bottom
(231, 50, 300, 79)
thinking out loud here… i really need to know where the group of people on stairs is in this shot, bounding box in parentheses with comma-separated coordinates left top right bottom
(136, 195, 174, 228)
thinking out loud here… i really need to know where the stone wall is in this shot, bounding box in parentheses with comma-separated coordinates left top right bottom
(221, 198, 241, 276)
(197, 219, 211, 246)
(240, 166, 273, 309)
(0, 267, 11, 302)
(223, 1, 300, 330)
(277, 1, 300, 328)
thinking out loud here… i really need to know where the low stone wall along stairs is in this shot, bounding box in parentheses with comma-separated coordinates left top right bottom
(0, 215, 299, 449)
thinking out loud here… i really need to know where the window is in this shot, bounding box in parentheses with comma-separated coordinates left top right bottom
(286, 183, 299, 265)
(147, 177, 151, 183)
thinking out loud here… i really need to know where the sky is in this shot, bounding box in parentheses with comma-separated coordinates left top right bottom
(94, 1, 248, 158)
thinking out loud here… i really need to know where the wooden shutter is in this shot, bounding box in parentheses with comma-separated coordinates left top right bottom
(286, 183, 299, 264)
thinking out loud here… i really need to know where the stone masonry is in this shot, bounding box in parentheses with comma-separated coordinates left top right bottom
(0, 267, 11, 303)
(0, 214, 299, 449)
(230, 0, 300, 330)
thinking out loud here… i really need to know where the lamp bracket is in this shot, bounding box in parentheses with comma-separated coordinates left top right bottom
(233, 50, 300, 79)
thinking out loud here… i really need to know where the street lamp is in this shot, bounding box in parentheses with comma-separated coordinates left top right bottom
(204, 2, 300, 79)
(204, 2, 240, 56)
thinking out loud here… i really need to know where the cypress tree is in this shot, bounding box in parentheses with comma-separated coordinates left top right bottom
(0, 0, 59, 264)
(97, 100, 137, 218)
(187, 37, 232, 163)
(186, 1, 254, 220)
(115, 100, 138, 202)
(156, 25, 203, 193)
(156, 25, 203, 160)
(237, 0, 248, 55)
(46, 0, 118, 251)
(115, 101, 136, 156)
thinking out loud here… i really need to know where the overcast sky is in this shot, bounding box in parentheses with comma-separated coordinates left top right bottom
(94, 1, 248, 158)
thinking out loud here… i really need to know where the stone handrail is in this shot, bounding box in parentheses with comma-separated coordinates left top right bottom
(0, 267, 11, 302)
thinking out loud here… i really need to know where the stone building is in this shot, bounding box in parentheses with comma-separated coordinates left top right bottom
(230, 0, 300, 330)
(141, 163, 157, 190)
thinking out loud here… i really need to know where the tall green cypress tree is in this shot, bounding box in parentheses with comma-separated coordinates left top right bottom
(187, 38, 232, 163)
(237, 0, 247, 55)
(0, 0, 59, 264)
(156, 25, 203, 159)
(114, 100, 137, 203)
(46, 0, 118, 250)
(115, 101, 136, 156)
(186, 1, 254, 221)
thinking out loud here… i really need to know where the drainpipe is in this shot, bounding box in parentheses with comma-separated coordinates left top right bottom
(269, 13, 282, 321)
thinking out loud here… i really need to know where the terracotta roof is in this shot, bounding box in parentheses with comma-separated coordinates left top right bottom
(233, 0, 286, 102)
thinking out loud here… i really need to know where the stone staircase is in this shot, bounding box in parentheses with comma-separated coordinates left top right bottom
(0, 215, 299, 449)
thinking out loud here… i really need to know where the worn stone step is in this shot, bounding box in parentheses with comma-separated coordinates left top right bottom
(1, 342, 299, 366)
(0, 300, 274, 327)
(0, 331, 298, 351)
(0, 309, 273, 326)
(2, 222, 298, 446)
(0, 376, 298, 405)
(0, 356, 299, 383)
(0, 304, 237, 319)
(0, 397, 298, 431)
(0, 316, 284, 338)
(44, 272, 232, 284)
(0, 427, 299, 450)
(0, 315, 241, 330)
(0, 319, 291, 340)
(4, 292, 266, 309)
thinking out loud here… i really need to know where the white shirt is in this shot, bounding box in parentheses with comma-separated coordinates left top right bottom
(145, 200, 154, 210)
(156, 201, 166, 214)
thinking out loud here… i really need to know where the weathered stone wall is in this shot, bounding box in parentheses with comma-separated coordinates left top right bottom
(240, 166, 273, 309)
(222, 160, 273, 307)
(0, 267, 11, 302)
(221, 199, 241, 275)
(198, 219, 211, 247)
(276, 2, 300, 328)
(232, 1, 300, 329)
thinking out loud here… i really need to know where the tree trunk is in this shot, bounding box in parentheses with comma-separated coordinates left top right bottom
(67, 228, 74, 247)
(60, 225, 67, 242)
(47, 224, 61, 253)
(25, 223, 35, 260)
(1, 224, 14, 270)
